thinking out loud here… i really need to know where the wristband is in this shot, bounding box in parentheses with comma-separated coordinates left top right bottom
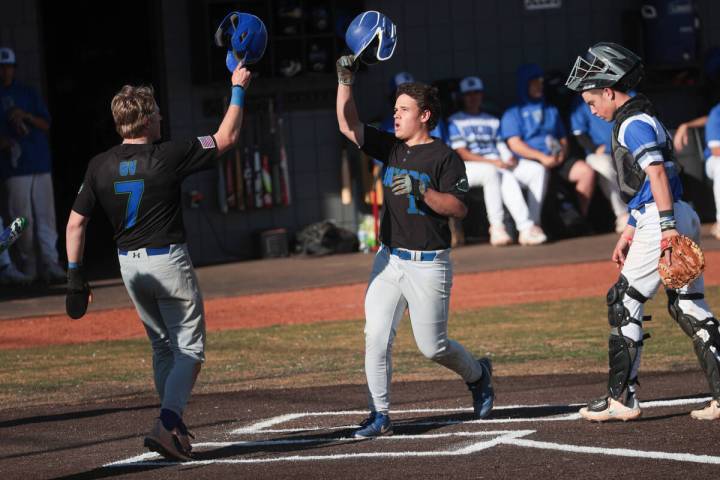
(659, 209, 676, 232)
(230, 85, 245, 107)
(68, 261, 80, 270)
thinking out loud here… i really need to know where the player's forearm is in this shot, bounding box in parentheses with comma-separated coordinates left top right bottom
(422, 189, 467, 219)
(66, 211, 89, 264)
(679, 115, 708, 130)
(506, 137, 545, 162)
(214, 87, 245, 155)
(711, 146, 720, 157)
(26, 114, 50, 132)
(646, 164, 674, 212)
(456, 148, 494, 164)
(336, 85, 363, 146)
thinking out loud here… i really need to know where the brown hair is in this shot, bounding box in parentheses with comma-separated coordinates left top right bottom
(396, 82, 442, 130)
(110, 85, 157, 139)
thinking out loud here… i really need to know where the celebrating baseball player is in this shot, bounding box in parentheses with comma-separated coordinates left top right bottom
(566, 42, 720, 421)
(336, 11, 494, 438)
(64, 12, 262, 460)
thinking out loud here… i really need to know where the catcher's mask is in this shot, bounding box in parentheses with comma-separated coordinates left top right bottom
(345, 10, 397, 65)
(566, 42, 643, 93)
(215, 12, 268, 72)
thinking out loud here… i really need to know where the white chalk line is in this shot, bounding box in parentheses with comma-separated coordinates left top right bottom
(232, 396, 711, 435)
(104, 430, 534, 467)
(104, 395, 715, 468)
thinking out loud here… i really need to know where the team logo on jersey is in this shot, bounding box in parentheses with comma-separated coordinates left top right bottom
(198, 135, 216, 149)
(454, 175, 469, 193)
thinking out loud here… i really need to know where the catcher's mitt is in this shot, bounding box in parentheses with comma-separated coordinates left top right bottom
(658, 235, 705, 289)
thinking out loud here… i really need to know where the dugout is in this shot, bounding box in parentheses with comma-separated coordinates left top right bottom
(3, 0, 720, 269)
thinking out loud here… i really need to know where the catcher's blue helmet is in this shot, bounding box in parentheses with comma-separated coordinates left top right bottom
(345, 11, 397, 65)
(215, 12, 268, 71)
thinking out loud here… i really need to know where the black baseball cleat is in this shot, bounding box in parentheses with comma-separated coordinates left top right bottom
(144, 418, 193, 461)
(467, 357, 494, 419)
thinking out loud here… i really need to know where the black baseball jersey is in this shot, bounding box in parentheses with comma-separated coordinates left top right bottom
(72, 136, 219, 250)
(361, 124, 468, 250)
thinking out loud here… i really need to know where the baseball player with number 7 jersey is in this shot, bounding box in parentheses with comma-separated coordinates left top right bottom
(65, 63, 252, 460)
(336, 11, 494, 439)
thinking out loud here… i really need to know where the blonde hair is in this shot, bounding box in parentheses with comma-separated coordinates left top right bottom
(111, 85, 157, 139)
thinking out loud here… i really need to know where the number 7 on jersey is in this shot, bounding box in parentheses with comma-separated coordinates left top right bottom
(114, 180, 145, 229)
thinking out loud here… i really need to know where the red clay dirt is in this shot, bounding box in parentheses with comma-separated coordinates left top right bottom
(3, 251, 720, 350)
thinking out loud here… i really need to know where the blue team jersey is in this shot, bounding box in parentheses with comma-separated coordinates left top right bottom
(500, 102, 566, 155)
(0, 81, 52, 179)
(447, 111, 502, 157)
(570, 100, 613, 152)
(705, 102, 720, 159)
(617, 113, 683, 211)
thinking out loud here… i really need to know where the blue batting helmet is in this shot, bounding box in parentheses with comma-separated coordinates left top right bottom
(215, 12, 268, 71)
(345, 11, 397, 65)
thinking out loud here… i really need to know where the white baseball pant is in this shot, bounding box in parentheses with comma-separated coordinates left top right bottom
(363, 246, 483, 414)
(705, 156, 720, 223)
(619, 201, 714, 382)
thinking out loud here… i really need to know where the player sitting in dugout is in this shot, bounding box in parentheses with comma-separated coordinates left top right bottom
(570, 94, 630, 234)
(500, 64, 596, 228)
(448, 75, 547, 246)
(673, 101, 720, 239)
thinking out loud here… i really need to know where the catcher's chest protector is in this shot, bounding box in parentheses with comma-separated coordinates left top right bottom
(611, 95, 675, 202)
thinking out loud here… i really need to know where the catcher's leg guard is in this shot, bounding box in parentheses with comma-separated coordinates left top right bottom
(667, 290, 720, 401)
(606, 275, 649, 400)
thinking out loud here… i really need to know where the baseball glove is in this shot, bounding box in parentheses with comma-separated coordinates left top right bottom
(66, 266, 91, 319)
(658, 235, 705, 289)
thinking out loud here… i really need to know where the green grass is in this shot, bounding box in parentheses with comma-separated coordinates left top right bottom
(2, 286, 716, 410)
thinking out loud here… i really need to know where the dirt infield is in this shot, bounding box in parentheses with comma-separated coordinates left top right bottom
(3, 233, 720, 479)
(2, 371, 718, 479)
(4, 250, 720, 350)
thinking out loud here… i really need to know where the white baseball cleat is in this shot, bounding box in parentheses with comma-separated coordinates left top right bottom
(579, 396, 642, 422)
(518, 225, 547, 246)
(690, 400, 720, 420)
(489, 225, 512, 247)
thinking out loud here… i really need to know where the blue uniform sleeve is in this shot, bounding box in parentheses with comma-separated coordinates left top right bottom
(621, 119, 663, 169)
(570, 103, 589, 136)
(706, 104, 720, 153)
(500, 107, 522, 141)
(448, 119, 466, 150)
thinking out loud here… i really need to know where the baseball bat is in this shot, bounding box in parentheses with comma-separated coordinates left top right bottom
(268, 98, 283, 206)
(261, 154, 273, 207)
(234, 145, 245, 211)
(0, 217, 28, 254)
(275, 105, 291, 206)
(340, 146, 352, 205)
(225, 155, 236, 209)
(217, 161, 228, 214)
(253, 148, 263, 208)
(243, 146, 254, 208)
